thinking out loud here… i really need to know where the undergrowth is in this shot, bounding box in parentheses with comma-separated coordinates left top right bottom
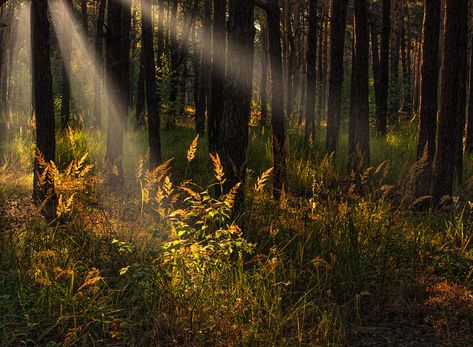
(1, 123, 473, 345)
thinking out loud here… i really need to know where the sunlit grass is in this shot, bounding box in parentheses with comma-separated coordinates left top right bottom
(2, 116, 473, 345)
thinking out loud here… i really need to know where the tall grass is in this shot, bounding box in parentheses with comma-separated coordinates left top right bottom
(1, 118, 473, 345)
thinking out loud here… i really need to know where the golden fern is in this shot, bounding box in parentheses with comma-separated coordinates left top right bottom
(224, 182, 241, 209)
(187, 134, 199, 162)
(255, 167, 274, 193)
(210, 153, 224, 182)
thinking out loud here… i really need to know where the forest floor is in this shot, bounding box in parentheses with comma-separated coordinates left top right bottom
(2, 175, 473, 346)
(2, 125, 473, 345)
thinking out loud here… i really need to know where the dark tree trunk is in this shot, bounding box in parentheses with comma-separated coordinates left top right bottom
(370, 18, 381, 123)
(305, 0, 317, 141)
(105, 0, 125, 181)
(325, 0, 348, 153)
(195, 0, 212, 135)
(93, 0, 106, 128)
(208, 0, 226, 152)
(377, 0, 390, 135)
(60, 0, 73, 130)
(218, 0, 254, 206)
(260, 21, 269, 126)
(135, 50, 146, 129)
(466, 34, 473, 153)
(81, 0, 89, 36)
(267, 1, 286, 200)
(348, 0, 370, 170)
(432, 0, 469, 202)
(120, 0, 132, 113)
(414, 0, 440, 199)
(32, 0, 56, 218)
(167, 0, 179, 129)
(142, 0, 162, 168)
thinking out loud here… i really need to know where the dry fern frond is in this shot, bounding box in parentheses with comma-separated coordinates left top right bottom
(224, 182, 241, 209)
(255, 167, 274, 193)
(187, 134, 199, 162)
(210, 153, 224, 182)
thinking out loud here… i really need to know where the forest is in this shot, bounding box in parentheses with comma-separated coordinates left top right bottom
(1, 0, 473, 345)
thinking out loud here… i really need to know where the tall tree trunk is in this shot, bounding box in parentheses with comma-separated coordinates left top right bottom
(325, 0, 348, 153)
(32, 0, 56, 218)
(466, 34, 473, 153)
(120, 0, 132, 114)
(414, 0, 440, 199)
(135, 50, 146, 129)
(370, 20, 381, 122)
(105, 0, 124, 181)
(432, 0, 469, 202)
(305, 0, 317, 141)
(208, 0, 226, 152)
(60, 0, 73, 130)
(195, 0, 211, 135)
(267, 1, 286, 200)
(142, 0, 162, 168)
(167, 0, 179, 129)
(260, 21, 269, 126)
(93, 0, 106, 128)
(348, 0, 370, 170)
(218, 0, 254, 206)
(81, 0, 89, 36)
(377, 0, 390, 135)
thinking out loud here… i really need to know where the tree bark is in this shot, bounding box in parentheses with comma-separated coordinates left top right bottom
(135, 50, 146, 129)
(432, 0, 469, 202)
(93, 0, 106, 128)
(325, 0, 348, 153)
(260, 21, 269, 126)
(81, 0, 89, 36)
(305, 0, 317, 141)
(142, 0, 162, 168)
(60, 0, 73, 130)
(267, 1, 286, 200)
(466, 34, 473, 153)
(377, 0, 390, 135)
(348, 0, 370, 170)
(208, 0, 226, 152)
(32, 0, 56, 218)
(105, 0, 125, 181)
(218, 0, 254, 206)
(195, 0, 212, 135)
(414, 0, 440, 199)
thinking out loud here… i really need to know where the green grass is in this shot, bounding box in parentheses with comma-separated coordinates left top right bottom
(1, 118, 473, 345)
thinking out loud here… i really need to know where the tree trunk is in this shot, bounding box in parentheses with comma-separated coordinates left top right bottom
(195, 0, 212, 135)
(208, 0, 226, 152)
(414, 0, 440, 199)
(218, 0, 254, 206)
(167, 0, 179, 129)
(370, 21, 381, 122)
(135, 50, 146, 129)
(267, 1, 286, 200)
(377, 0, 390, 135)
(81, 0, 89, 36)
(105, 0, 125, 181)
(466, 34, 473, 153)
(325, 0, 348, 153)
(142, 0, 162, 168)
(305, 0, 317, 141)
(120, 0, 132, 114)
(432, 0, 469, 202)
(93, 0, 106, 128)
(60, 0, 73, 130)
(260, 21, 269, 126)
(32, 0, 56, 218)
(348, 0, 370, 170)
